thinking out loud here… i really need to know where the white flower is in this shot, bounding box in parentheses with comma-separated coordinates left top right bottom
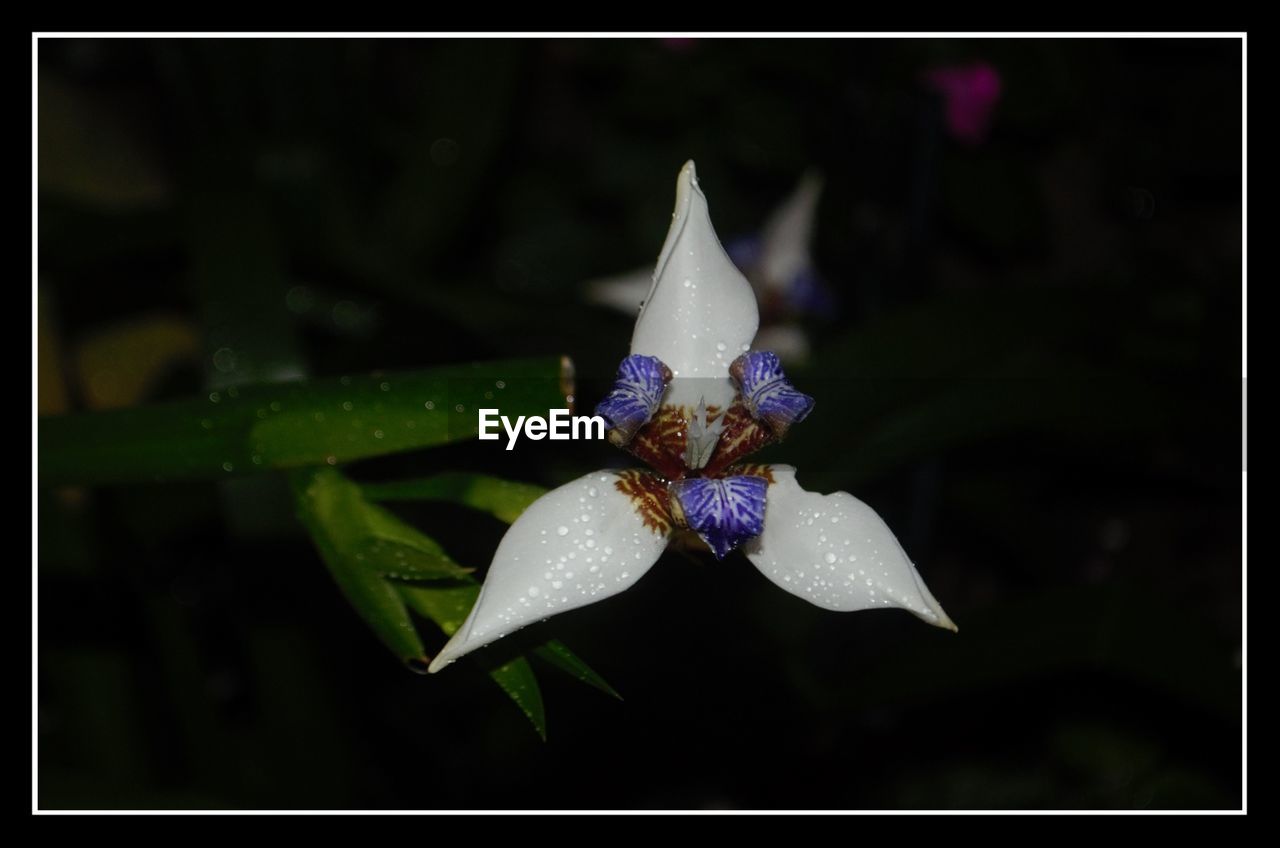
(429, 162, 954, 673)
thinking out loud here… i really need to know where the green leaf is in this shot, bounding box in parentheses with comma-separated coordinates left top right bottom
(291, 467, 430, 670)
(398, 582, 547, 738)
(533, 640, 622, 701)
(38, 357, 572, 486)
(398, 582, 480, 637)
(294, 466, 470, 581)
(381, 476, 625, 706)
(486, 657, 547, 741)
(363, 472, 548, 524)
(356, 513, 473, 582)
(294, 465, 602, 739)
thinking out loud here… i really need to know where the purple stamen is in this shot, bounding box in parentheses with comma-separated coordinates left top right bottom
(670, 474, 768, 560)
(730, 351, 815, 438)
(594, 354, 672, 444)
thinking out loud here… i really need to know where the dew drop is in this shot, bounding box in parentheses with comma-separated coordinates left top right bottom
(556, 526, 569, 536)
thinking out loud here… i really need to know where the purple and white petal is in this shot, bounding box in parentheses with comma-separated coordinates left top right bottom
(594, 354, 671, 444)
(730, 351, 815, 437)
(631, 161, 759, 411)
(428, 470, 672, 672)
(670, 474, 768, 560)
(744, 466, 956, 630)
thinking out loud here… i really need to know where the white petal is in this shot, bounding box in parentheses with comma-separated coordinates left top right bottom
(631, 161, 759, 410)
(744, 466, 957, 630)
(584, 266, 652, 316)
(428, 470, 671, 671)
(757, 171, 822, 296)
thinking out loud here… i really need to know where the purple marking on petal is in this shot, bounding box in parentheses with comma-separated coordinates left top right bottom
(726, 234, 764, 272)
(594, 354, 671, 444)
(786, 266, 837, 316)
(729, 351, 815, 437)
(670, 475, 767, 560)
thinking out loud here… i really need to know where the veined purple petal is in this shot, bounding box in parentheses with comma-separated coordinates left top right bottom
(730, 351, 815, 437)
(594, 354, 671, 444)
(670, 474, 768, 560)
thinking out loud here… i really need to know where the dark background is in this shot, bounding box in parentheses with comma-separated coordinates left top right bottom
(36, 38, 1242, 809)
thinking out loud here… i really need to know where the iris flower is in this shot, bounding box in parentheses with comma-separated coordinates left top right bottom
(428, 162, 954, 673)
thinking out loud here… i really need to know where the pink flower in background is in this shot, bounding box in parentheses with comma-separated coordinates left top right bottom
(924, 61, 1002, 146)
(660, 38, 698, 52)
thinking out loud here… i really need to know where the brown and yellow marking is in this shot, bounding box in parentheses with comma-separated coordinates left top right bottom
(614, 469, 675, 535)
(722, 462, 775, 483)
(700, 400, 776, 477)
(623, 404, 718, 479)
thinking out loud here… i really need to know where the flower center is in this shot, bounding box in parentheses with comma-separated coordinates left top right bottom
(596, 351, 813, 558)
